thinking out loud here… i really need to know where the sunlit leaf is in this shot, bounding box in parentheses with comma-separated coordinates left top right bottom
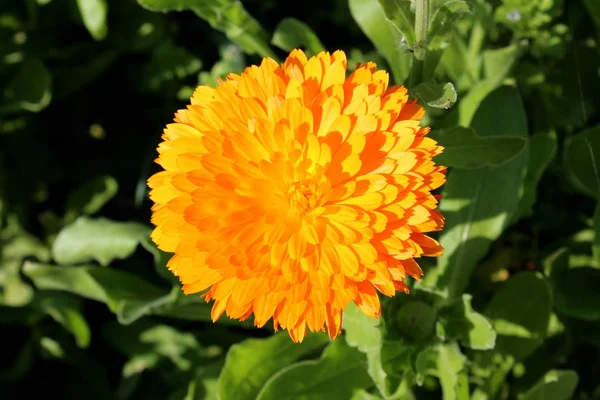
(256, 340, 373, 400)
(376, 0, 415, 46)
(52, 217, 152, 266)
(349, 0, 411, 84)
(77, 0, 108, 40)
(271, 18, 325, 56)
(437, 294, 496, 350)
(426, 86, 529, 299)
(485, 272, 552, 361)
(136, 0, 275, 57)
(217, 332, 329, 400)
(521, 370, 579, 400)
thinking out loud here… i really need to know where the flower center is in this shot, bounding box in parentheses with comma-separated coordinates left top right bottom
(288, 180, 319, 215)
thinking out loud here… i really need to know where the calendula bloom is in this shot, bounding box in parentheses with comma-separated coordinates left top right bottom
(148, 49, 446, 342)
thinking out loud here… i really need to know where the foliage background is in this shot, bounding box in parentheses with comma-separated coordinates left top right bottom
(1, 0, 600, 399)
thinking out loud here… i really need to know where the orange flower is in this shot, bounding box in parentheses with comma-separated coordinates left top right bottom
(148, 49, 446, 342)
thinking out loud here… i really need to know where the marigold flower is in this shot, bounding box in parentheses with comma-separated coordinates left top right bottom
(148, 49, 446, 342)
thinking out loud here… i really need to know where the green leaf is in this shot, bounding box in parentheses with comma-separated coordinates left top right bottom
(521, 370, 579, 400)
(0, 232, 50, 307)
(217, 332, 329, 400)
(595, 202, 600, 267)
(0, 341, 34, 384)
(64, 175, 118, 223)
(23, 261, 169, 323)
(256, 340, 373, 400)
(375, 0, 415, 46)
(350, 390, 384, 400)
(142, 42, 203, 95)
(413, 82, 457, 109)
(516, 133, 557, 218)
(485, 272, 552, 361)
(546, 246, 600, 320)
(457, 45, 522, 126)
(437, 294, 496, 350)
(415, 346, 437, 385)
(482, 43, 523, 83)
(136, 0, 275, 58)
(349, 0, 411, 84)
(344, 303, 398, 398)
(430, 126, 527, 169)
(424, 1, 473, 80)
(425, 86, 529, 299)
(76, 0, 108, 40)
(271, 18, 325, 56)
(553, 266, 600, 321)
(51, 217, 152, 266)
(437, 343, 468, 400)
(564, 126, 600, 199)
(0, 260, 34, 307)
(33, 292, 91, 348)
(1, 57, 52, 113)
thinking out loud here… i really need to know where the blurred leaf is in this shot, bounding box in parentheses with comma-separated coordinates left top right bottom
(344, 302, 399, 398)
(413, 82, 457, 109)
(516, 133, 557, 218)
(552, 265, 600, 321)
(351, 390, 385, 400)
(584, 0, 600, 33)
(439, 35, 472, 91)
(424, 0, 472, 80)
(457, 45, 522, 126)
(33, 292, 91, 348)
(437, 294, 496, 350)
(217, 332, 329, 400)
(54, 50, 119, 100)
(426, 86, 529, 299)
(482, 43, 523, 83)
(256, 340, 373, 400)
(349, 0, 411, 84)
(437, 343, 468, 400)
(64, 175, 118, 223)
(485, 272, 552, 361)
(271, 18, 325, 56)
(564, 126, 600, 199)
(415, 346, 437, 385)
(376, 0, 415, 46)
(1, 57, 52, 113)
(199, 43, 246, 86)
(142, 42, 203, 95)
(430, 126, 527, 168)
(0, 260, 34, 306)
(23, 261, 170, 323)
(77, 0, 108, 40)
(595, 203, 600, 267)
(136, 0, 275, 57)
(52, 217, 152, 266)
(149, 292, 254, 327)
(0, 232, 50, 306)
(0, 340, 34, 384)
(521, 370, 579, 400)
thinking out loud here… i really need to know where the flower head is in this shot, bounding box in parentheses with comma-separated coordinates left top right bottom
(148, 49, 446, 342)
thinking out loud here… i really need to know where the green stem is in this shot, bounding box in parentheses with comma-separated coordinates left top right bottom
(410, 0, 430, 88)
